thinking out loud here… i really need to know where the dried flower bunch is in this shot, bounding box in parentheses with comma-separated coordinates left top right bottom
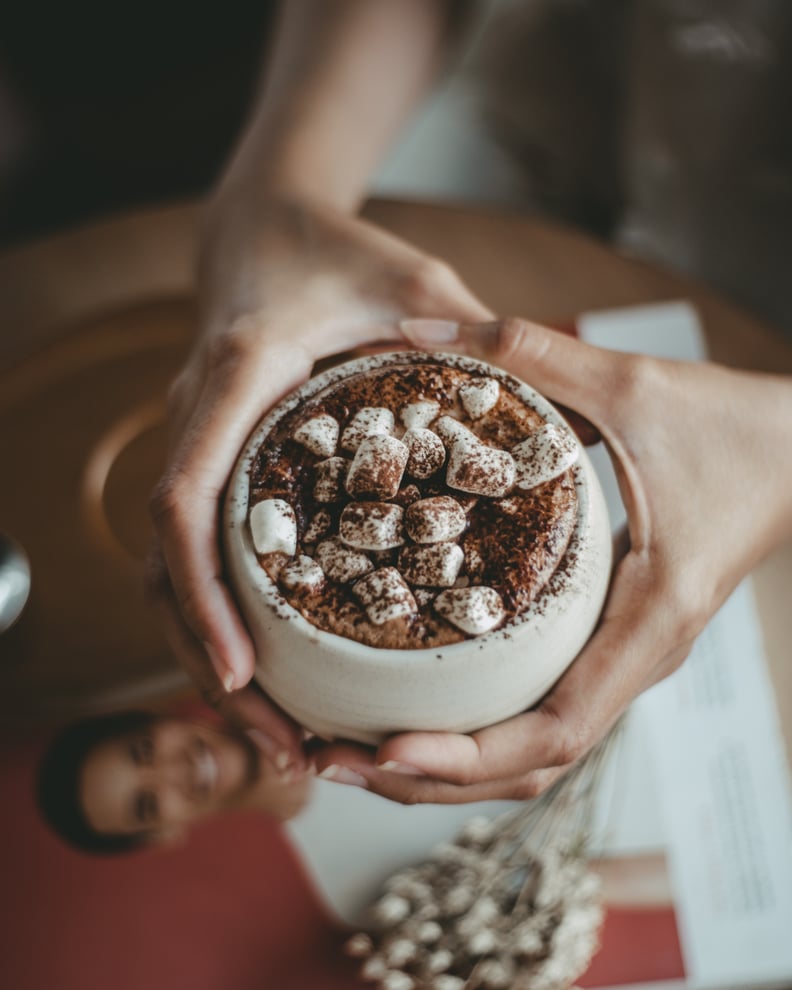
(345, 728, 622, 990)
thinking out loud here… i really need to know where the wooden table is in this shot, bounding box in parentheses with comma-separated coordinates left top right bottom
(1, 199, 790, 759)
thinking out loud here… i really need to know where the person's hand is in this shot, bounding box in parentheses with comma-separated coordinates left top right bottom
(146, 193, 492, 772)
(312, 317, 792, 802)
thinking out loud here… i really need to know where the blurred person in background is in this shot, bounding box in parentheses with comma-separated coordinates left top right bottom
(3, 3, 790, 805)
(37, 709, 310, 855)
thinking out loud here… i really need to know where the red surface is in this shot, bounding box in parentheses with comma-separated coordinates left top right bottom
(0, 728, 362, 990)
(2, 318, 685, 989)
(581, 906, 686, 987)
(3, 701, 686, 990)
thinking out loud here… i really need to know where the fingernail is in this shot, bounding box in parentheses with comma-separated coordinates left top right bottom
(204, 640, 235, 693)
(377, 760, 427, 776)
(247, 728, 294, 776)
(318, 764, 369, 789)
(400, 319, 460, 344)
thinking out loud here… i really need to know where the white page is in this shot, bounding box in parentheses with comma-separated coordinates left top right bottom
(638, 582, 792, 989)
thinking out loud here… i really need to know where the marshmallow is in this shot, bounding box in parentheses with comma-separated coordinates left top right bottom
(512, 424, 579, 489)
(292, 413, 339, 457)
(446, 436, 515, 498)
(434, 586, 505, 635)
(345, 434, 409, 499)
(459, 378, 500, 419)
(399, 542, 464, 587)
(433, 414, 476, 445)
(249, 498, 297, 556)
(313, 456, 348, 502)
(303, 509, 332, 544)
(315, 537, 373, 583)
(405, 496, 467, 544)
(339, 501, 405, 550)
(279, 555, 325, 593)
(340, 407, 394, 451)
(353, 567, 417, 625)
(394, 484, 421, 507)
(403, 428, 446, 479)
(400, 399, 440, 430)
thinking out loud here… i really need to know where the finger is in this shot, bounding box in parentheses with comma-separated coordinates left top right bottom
(144, 546, 306, 770)
(401, 265, 495, 324)
(399, 317, 625, 427)
(312, 741, 567, 805)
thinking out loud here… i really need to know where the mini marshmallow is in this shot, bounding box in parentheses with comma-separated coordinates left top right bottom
(459, 377, 500, 419)
(394, 484, 421, 507)
(400, 399, 440, 430)
(345, 434, 409, 500)
(340, 406, 394, 451)
(405, 496, 466, 544)
(249, 498, 297, 555)
(315, 537, 373, 583)
(434, 586, 505, 635)
(313, 456, 348, 502)
(303, 509, 332, 544)
(402, 428, 446, 479)
(279, 555, 325, 593)
(512, 423, 579, 489)
(433, 414, 476, 445)
(292, 413, 339, 457)
(339, 501, 405, 550)
(353, 567, 417, 625)
(445, 436, 515, 498)
(399, 542, 464, 587)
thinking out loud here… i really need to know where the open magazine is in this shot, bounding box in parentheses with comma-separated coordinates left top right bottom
(289, 302, 792, 990)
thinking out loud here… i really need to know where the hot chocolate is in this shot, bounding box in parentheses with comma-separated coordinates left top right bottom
(223, 352, 611, 742)
(246, 356, 580, 650)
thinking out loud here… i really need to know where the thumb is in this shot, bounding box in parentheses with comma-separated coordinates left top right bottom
(400, 317, 622, 427)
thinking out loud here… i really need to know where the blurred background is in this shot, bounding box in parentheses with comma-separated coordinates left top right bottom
(0, 0, 790, 335)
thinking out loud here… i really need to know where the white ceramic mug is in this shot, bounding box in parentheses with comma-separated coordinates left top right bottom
(223, 352, 612, 743)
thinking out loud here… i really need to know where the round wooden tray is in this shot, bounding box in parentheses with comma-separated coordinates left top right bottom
(0, 299, 194, 722)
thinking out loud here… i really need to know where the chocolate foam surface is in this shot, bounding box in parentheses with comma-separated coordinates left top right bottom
(247, 357, 579, 649)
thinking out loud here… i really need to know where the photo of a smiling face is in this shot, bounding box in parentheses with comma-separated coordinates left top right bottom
(78, 717, 261, 843)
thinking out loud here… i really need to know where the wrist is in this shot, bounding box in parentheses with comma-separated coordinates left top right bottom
(210, 141, 365, 224)
(738, 370, 792, 550)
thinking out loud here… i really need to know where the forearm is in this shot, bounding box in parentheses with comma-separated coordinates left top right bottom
(218, 0, 465, 211)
